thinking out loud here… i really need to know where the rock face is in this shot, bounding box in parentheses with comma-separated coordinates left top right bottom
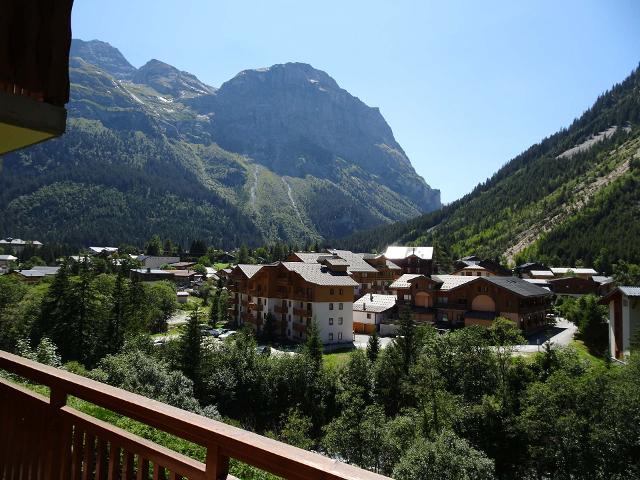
(69, 39, 136, 80)
(0, 39, 441, 247)
(132, 59, 217, 98)
(200, 63, 440, 211)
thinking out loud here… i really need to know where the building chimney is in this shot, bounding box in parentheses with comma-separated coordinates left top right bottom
(370, 293, 374, 301)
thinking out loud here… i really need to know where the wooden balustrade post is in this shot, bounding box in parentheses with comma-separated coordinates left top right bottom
(204, 444, 229, 480)
(44, 387, 69, 480)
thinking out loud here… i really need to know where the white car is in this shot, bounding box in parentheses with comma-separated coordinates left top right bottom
(218, 330, 237, 340)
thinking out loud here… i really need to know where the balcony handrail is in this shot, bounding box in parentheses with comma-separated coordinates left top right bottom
(0, 350, 389, 480)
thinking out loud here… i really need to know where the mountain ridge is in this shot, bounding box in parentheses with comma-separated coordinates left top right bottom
(0, 39, 440, 248)
(338, 64, 640, 272)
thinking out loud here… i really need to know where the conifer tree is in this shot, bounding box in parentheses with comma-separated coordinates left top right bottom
(367, 329, 381, 362)
(180, 307, 202, 391)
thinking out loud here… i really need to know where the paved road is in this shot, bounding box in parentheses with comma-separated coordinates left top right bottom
(353, 334, 394, 350)
(351, 318, 577, 355)
(514, 318, 577, 354)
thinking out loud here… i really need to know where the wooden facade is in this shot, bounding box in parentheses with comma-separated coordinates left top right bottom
(391, 275, 552, 331)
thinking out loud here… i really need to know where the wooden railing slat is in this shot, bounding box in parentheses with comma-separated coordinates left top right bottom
(108, 444, 121, 480)
(72, 426, 84, 480)
(96, 438, 108, 480)
(136, 458, 149, 480)
(152, 463, 164, 480)
(61, 407, 205, 479)
(82, 432, 96, 480)
(123, 450, 134, 480)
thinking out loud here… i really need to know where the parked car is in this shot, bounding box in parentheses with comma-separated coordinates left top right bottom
(218, 330, 236, 340)
(255, 345, 270, 355)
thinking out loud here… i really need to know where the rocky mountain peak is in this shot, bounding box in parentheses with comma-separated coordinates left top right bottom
(132, 59, 216, 98)
(70, 39, 136, 80)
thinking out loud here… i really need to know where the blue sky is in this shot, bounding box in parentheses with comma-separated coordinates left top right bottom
(72, 1, 640, 203)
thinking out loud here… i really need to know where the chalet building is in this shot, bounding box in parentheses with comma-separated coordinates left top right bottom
(384, 246, 435, 275)
(514, 262, 549, 277)
(136, 255, 181, 269)
(600, 287, 640, 360)
(0, 238, 43, 253)
(287, 249, 402, 297)
(88, 246, 118, 256)
(228, 262, 358, 345)
(388, 273, 551, 331)
(0, 254, 17, 273)
(169, 261, 197, 270)
(353, 294, 397, 334)
(550, 267, 598, 280)
(526, 270, 556, 280)
(130, 268, 176, 282)
(452, 257, 511, 277)
(593, 275, 616, 296)
(547, 276, 600, 297)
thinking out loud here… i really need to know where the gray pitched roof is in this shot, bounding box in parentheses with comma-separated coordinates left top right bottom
(237, 264, 263, 279)
(327, 249, 377, 273)
(620, 286, 640, 297)
(386, 260, 402, 270)
(592, 276, 614, 285)
(354, 294, 396, 313)
(30, 266, 60, 275)
(291, 252, 333, 263)
(431, 274, 476, 291)
(282, 262, 359, 287)
(389, 274, 425, 289)
(485, 276, 552, 297)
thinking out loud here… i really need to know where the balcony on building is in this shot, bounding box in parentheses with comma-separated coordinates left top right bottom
(1, 1, 73, 155)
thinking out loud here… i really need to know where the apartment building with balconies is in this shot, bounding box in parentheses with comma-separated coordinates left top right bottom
(228, 261, 358, 344)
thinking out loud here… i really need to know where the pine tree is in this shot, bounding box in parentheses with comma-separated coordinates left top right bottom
(180, 307, 202, 391)
(396, 306, 416, 373)
(106, 271, 126, 355)
(367, 329, 381, 362)
(209, 289, 220, 327)
(217, 290, 229, 326)
(238, 244, 249, 264)
(304, 319, 323, 372)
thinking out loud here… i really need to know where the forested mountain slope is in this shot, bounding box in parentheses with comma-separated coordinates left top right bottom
(0, 39, 440, 248)
(339, 65, 640, 272)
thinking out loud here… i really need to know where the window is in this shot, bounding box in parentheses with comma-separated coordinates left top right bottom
(338, 332, 342, 340)
(329, 318, 334, 325)
(329, 303, 334, 310)
(362, 273, 368, 278)
(339, 288, 343, 295)
(288, 301, 291, 307)
(329, 333, 334, 341)
(288, 315, 291, 321)
(339, 303, 343, 310)
(442, 313, 449, 322)
(307, 302, 312, 311)
(264, 313, 267, 319)
(367, 313, 371, 319)
(287, 329, 291, 336)
(338, 317, 343, 325)
(404, 294, 411, 301)
(330, 288, 334, 295)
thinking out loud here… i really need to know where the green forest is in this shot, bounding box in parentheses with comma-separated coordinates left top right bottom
(339, 65, 640, 271)
(2, 266, 639, 479)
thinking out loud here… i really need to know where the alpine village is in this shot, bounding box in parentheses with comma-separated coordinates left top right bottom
(1, 2, 640, 480)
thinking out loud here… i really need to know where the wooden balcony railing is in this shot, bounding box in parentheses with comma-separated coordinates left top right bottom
(0, 350, 389, 480)
(293, 308, 312, 318)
